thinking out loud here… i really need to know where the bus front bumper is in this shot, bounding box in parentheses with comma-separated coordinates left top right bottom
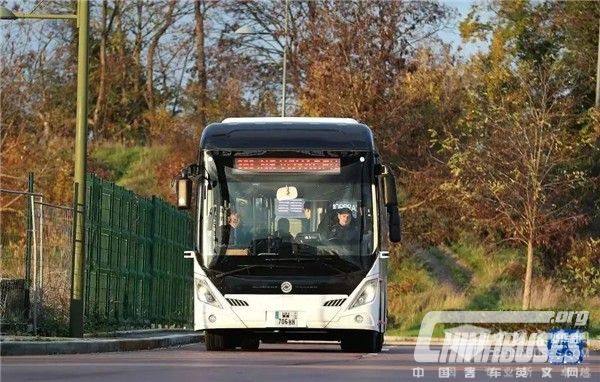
(194, 292, 382, 333)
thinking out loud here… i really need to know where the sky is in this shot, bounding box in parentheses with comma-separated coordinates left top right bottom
(0, 0, 490, 105)
(438, 1, 490, 57)
(1, 0, 489, 54)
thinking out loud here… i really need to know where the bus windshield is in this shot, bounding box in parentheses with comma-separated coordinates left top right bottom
(201, 153, 376, 276)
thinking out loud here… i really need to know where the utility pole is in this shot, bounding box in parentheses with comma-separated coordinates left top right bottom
(70, 0, 89, 338)
(281, 0, 289, 117)
(234, 1, 290, 117)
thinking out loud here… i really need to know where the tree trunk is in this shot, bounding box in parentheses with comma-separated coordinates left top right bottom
(133, 0, 143, 96)
(194, 0, 207, 138)
(93, 0, 109, 134)
(522, 238, 534, 309)
(145, 0, 177, 111)
(115, 0, 127, 107)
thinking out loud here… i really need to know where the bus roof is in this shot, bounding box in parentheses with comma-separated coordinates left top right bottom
(201, 117, 375, 152)
(221, 117, 359, 124)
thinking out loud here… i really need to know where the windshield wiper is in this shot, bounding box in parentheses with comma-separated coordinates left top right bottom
(308, 259, 348, 275)
(214, 264, 301, 279)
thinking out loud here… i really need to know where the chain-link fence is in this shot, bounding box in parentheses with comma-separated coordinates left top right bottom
(34, 201, 73, 335)
(0, 184, 73, 336)
(1, 187, 35, 333)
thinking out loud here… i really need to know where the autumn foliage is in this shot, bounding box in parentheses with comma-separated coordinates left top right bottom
(1, 0, 599, 305)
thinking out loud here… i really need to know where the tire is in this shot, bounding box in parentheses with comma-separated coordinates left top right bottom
(375, 331, 384, 352)
(240, 337, 260, 351)
(340, 331, 382, 353)
(205, 331, 235, 351)
(340, 337, 359, 352)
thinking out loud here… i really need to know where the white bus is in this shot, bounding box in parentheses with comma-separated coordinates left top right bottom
(177, 117, 400, 352)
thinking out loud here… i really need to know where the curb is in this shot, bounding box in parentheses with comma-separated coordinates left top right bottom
(0, 332, 202, 356)
(2, 334, 597, 355)
(85, 328, 193, 338)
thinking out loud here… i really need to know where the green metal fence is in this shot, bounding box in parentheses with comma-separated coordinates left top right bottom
(84, 175, 193, 330)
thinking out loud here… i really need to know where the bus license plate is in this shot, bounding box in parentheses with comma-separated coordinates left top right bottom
(272, 311, 298, 326)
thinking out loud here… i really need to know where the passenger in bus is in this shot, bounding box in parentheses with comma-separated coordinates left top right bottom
(221, 210, 251, 246)
(317, 208, 337, 238)
(301, 202, 311, 232)
(326, 208, 359, 244)
(275, 218, 294, 242)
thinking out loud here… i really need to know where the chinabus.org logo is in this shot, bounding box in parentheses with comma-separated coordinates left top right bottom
(414, 311, 589, 364)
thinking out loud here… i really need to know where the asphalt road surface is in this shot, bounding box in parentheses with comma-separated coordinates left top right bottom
(2, 343, 599, 382)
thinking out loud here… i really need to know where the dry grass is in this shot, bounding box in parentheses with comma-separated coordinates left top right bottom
(1, 243, 27, 279)
(388, 240, 599, 337)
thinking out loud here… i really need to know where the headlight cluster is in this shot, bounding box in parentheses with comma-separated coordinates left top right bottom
(349, 278, 378, 309)
(196, 279, 222, 308)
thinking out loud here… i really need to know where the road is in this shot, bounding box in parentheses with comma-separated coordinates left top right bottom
(2, 343, 599, 382)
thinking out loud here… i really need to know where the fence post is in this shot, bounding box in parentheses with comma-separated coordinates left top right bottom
(24, 172, 34, 331)
(25, 172, 34, 288)
(149, 196, 156, 326)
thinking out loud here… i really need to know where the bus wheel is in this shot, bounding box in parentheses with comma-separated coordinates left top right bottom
(240, 337, 260, 351)
(341, 331, 382, 353)
(363, 330, 383, 353)
(340, 337, 358, 352)
(375, 331, 384, 352)
(205, 331, 234, 351)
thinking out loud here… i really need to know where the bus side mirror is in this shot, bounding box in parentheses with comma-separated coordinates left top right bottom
(387, 205, 401, 243)
(382, 166, 401, 243)
(383, 170, 397, 206)
(175, 163, 201, 209)
(176, 175, 192, 209)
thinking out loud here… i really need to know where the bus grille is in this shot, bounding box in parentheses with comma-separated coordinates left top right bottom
(323, 299, 346, 307)
(227, 298, 249, 307)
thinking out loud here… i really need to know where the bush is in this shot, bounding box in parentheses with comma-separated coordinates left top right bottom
(561, 238, 600, 299)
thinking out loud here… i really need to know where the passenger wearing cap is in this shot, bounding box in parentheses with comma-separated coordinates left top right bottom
(326, 207, 359, 244)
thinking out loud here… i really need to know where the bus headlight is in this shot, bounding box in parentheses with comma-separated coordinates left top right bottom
(196, 279, 222, 308)
(349, 279, 378, 309)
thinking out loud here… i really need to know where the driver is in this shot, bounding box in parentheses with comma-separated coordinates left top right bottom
(275, 218, 294, 242)
(326, 208, 359, 244)
(221, 209, 251, 246)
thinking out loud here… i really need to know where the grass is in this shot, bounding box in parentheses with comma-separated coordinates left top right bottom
(386, 325, 446, 338)
(428, 247, 471, 289)
(91, 144, 168, 196)
(387, 239, 600, 338)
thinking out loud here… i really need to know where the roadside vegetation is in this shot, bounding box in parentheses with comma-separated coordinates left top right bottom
(387, 237, 600, 338)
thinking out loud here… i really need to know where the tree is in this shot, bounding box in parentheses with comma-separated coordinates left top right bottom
(193, 0, 218, 136)
(222, 1, 451, 118)
(144, 0, 178, 112)
(460, 1, 600, 112)
(92, 0, 118, 131)
(442, 61, 588, 308)
(296, 1, 450, 153)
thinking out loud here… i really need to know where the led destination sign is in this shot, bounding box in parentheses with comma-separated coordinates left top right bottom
(233, 158, 340, 174)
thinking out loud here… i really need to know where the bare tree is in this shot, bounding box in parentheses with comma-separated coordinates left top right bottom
(92, 0, 118, 133)
(145, 0, 178, 111)
(194, 0, 208, 135)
